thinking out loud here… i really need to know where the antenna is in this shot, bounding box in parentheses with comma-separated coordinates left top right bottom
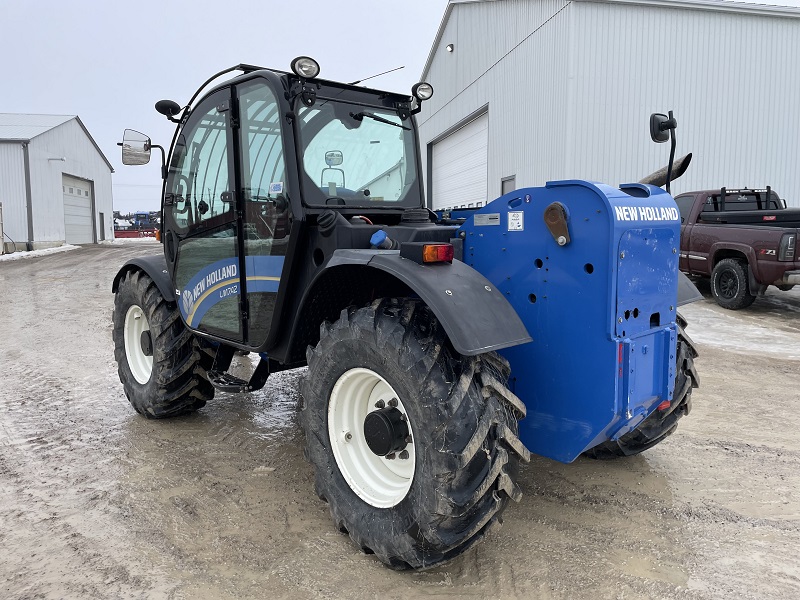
(348, 66, 404, 86)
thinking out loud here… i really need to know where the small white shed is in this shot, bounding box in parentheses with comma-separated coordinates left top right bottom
(0, 114, 114, 253)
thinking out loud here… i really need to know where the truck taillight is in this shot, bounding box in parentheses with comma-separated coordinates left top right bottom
(779, 233, 796, 261)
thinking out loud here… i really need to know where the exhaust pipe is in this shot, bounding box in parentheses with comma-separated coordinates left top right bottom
(639, 153, 692, 189)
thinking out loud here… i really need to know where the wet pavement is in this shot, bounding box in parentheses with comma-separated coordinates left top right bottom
(1, 242, 799, 599)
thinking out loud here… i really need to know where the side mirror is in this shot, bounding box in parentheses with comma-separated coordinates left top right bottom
(649, 113, 676, 143)
(121, 129, 152, 166)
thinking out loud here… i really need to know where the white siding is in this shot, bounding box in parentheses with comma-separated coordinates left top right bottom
(27, 119, 114, 244)
(418, 1, 800, 208)
(0, 142, 27, 247)
(568, 1, 800, 206)
(419, 0, 574, 205)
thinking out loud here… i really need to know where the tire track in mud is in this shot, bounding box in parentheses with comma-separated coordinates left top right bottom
(0, 244, 181, 599)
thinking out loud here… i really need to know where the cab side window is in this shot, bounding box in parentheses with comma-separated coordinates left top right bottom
(167, 90, 232, 233)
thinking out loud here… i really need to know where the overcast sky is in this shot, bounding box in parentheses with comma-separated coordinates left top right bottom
(1, 0, 447, 214)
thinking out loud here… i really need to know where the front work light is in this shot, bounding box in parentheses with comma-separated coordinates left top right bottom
(291, 56, 321, 79)
(411, 82, 434, 101)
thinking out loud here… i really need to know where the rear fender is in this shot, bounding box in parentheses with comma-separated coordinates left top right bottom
(321, 249, 532, 356)
(112, 254, 175, 303)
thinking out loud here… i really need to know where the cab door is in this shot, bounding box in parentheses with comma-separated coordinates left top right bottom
(163, 87, 244, 341)
(235, 79, 293, 347)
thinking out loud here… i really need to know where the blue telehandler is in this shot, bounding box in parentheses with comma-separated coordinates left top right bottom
(112, 57, 700, 569)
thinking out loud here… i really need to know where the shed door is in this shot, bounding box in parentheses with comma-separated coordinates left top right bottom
(431, 113, 488, 211)
(63, 175, 94, 244)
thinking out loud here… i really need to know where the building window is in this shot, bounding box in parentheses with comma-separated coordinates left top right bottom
(85, 190, 89, 197)
(501, 176, 516, 196)
(69, 187, 74, 194)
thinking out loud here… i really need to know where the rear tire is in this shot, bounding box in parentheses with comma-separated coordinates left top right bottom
(300, 298, 530, 569)
(584, 317, 699, 459)
(113, 270, 215, 418)
(711, 258, 757, 309)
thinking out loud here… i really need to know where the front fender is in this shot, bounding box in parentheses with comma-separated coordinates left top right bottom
(112, 254, 175, 303)
(327, 250, 532, 356)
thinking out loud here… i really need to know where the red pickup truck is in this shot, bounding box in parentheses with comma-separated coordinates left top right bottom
(675, 187, 800, 309)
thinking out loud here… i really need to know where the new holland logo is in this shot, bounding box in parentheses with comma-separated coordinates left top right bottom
(614, 206, 680, 222)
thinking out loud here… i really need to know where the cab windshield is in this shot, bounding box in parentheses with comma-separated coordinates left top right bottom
(297, 100, 421, 207)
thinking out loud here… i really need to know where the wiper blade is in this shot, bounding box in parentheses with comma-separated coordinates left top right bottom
(350, 111, 410, 130)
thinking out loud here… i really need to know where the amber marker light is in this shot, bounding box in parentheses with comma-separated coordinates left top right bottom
(422, 244, 454, 263)
(400, 242, 455, 265)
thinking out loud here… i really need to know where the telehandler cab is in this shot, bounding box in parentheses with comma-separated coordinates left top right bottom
(113, 57, 700, 569)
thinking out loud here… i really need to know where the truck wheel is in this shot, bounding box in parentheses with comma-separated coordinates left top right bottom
(300, 298, 530, 569)
(584, 318, 699, 459)
(711, 258, 757, 309)
(113, 270, 215, 418)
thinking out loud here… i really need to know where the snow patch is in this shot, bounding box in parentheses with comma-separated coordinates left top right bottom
(101, 238, 159, 245)
(680, 302, 800, 360)
(0, 245, 79, 262)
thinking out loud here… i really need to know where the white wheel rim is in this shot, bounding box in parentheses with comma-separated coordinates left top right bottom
(328, 368, 415, 508)
(124, 304, 152, 384)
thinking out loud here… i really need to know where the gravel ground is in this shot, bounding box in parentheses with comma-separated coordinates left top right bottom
(1, 242, 798, 600)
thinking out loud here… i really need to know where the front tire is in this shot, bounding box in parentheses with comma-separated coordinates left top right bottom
(300, 299, 530, 569)
(113, 270, 215, 418)
(711, 258, 757, 309)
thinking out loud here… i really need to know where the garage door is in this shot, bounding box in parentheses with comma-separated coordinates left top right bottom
(63, 175, 94, 244)
(431, 113, 488, 211)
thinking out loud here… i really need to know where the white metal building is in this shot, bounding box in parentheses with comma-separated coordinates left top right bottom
(0, 114, 114, 253)
(418, 0, 800, 211)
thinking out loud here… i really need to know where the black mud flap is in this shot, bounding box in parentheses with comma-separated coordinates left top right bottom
(112, 254, 175, 303)
(326, 250, 532, 356)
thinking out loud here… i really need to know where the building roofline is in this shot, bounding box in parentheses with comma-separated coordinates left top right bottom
(420, 3, 457, 83)
(0, 114, 115, 173)
(575, 0, 800, 18)
(421, 0, 800, 81)
(71, 116, 115, 173)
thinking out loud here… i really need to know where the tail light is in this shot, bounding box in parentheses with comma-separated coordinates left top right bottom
(400, 242, 454, 264)
(779, 233, 796, 262)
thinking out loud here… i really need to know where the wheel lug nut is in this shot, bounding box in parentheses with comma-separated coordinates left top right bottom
(386, 453, 396, 460)
(375, 400, 385, 409)
(388, 398, 398, 408)
(344, 432, 352, 442)
(398, 450, 409, 460)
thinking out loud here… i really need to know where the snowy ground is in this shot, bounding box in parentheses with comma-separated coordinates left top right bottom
(681, 279, 800, 359)
(0, 244, 79, 262)
(0, 237, 158, 262)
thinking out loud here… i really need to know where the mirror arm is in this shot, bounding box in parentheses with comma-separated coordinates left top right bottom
(151, 144, 168, 180)
(666, 110, 676, 194)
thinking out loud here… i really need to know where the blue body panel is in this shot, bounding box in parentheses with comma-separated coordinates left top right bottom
(458, 180, 681, 463)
